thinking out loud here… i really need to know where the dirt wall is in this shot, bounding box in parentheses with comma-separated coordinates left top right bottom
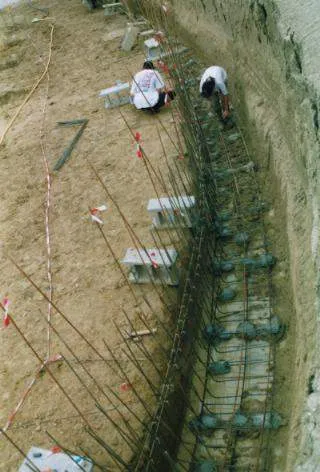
(165, 0, 320, 470)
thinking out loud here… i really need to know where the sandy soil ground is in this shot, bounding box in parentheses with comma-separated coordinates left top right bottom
(0, 1, 181, 469)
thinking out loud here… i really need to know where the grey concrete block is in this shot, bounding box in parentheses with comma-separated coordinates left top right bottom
(122, 248, 179, 285)
(99, 82, 130, 108)
(121, 25, 139, 52)
(144, 37, 161, 60)
(147, 195, 195, 228)
(144, 39, 188, 62)
(19, 446, 93, 472)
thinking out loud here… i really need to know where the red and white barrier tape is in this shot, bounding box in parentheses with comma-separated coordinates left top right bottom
(149, 251, 159, 269)
(39, 74, 53, 360)
(134, 131, 143, 159)
(90, 204, 107, 225)
(2, 355, 62, 432)
(1, 297, 10, 328)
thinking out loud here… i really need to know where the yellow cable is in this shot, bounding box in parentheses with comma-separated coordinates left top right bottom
(0, 23, 54, 147)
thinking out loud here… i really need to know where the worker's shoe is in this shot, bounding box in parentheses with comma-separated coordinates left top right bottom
(221, 115, 235, 130)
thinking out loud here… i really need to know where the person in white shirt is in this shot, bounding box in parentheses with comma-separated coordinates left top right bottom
(130, 61, 175, 113)
(199, 65, 230, 119)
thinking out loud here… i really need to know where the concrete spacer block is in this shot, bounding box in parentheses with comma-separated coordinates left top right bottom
(19, 446, 93, 472)
(147, 195, 195, 228)
(144, 37, 161, 61)
(121, 25, 139, 51)
(122, 248, 179, 286)
(99, 82, 130, 109)
(143, 36, 188, 61)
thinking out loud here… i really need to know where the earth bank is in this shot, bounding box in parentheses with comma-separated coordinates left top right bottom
(164, 0, 320, 470)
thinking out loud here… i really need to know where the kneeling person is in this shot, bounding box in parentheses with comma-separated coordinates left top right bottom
(200, 65, 230, 119)
(130, 61, 174, 113)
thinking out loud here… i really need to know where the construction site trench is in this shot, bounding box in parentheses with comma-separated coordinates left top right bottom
(0, 1, 319, 471)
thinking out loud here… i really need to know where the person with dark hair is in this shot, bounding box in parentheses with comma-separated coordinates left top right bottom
(199, 65, 230, 119)
(143, 60, 155, 70)
(130, 60, 175, 113)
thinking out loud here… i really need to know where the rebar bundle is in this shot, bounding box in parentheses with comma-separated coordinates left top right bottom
(118, 3, 285, 471)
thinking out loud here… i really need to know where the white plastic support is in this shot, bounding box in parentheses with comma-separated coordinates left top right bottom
(122, 248, 179, 286)
(19, 447, 93, 472)
(147, 196, 195, 228)
(99, 82, 130, 109)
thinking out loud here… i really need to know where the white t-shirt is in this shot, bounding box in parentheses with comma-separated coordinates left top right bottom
(131, 69, 165, 109)
(199, 66, 228, 96)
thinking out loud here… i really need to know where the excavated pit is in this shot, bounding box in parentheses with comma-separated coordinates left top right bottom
(163, 1, 320, 471)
